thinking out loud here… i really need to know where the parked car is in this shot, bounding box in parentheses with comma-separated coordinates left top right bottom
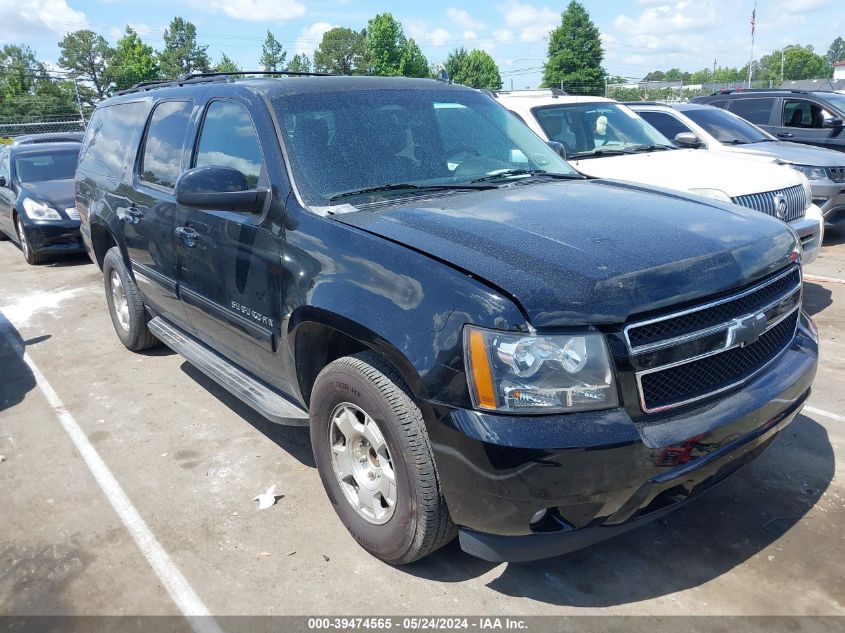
(496, 92, 823, 264)
(628, 102, 842, 233)
(692, 89, 845, 153)
(76, 74, 817, 564)
(0, 142, 84, 264)
(10, 131, 84, 145)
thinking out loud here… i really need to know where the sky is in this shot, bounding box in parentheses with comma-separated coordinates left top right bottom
(0, 0, 842, 88)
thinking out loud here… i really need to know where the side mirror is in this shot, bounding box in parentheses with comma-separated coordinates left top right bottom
(824, 117, 844, 129)
(674, 132, 702, 148)
(547, 140, 567, 160)
(175, 165, 269, 214)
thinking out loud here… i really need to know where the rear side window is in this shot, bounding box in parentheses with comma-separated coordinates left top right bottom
(77, 102, 147, 181)
(141, 100, 193, 189)
(727, 98, 776, 125)
(638, 111, 693, 142)
(194, 101, 264, 189)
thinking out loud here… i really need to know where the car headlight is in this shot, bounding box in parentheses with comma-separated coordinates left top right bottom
(791, 165, 828, 181)
(22, 197, 62, 221)
(463, 326, 619, 414)
(689, 188, 733, 203)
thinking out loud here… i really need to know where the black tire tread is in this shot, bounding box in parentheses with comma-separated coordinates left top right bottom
(103, 247, 159, 351)
(319, 351, 456, 564)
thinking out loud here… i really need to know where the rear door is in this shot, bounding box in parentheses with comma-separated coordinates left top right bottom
(726, 97, 778, 134)
(126, 99, 194, 326)
(174, 97, 284, 384)
(772, 97, 845, 151)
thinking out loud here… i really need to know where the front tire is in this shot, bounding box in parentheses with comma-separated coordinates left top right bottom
(310, 351, 456, 564)
(102, 246, 159, 351)
(15, 216, 48, 265)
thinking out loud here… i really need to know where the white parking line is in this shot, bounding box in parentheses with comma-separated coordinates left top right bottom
(804, 274, 845, 285)
(0, 316, 222, 633)
(805, 406, 845, 423)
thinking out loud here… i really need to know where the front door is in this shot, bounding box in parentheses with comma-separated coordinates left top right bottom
(174, 98, 284, 385)
(125, 99, 194, 327)
(773, 98, 845, 151)
(0, 150, 14, 238)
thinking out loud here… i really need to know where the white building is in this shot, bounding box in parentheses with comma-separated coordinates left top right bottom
(835, 61, 845, 80)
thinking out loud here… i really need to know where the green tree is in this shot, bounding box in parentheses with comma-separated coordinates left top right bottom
(57, 30, 114, 103)
(541, 0, 605, 95)
(314, 27, 366, 75)
(758, 46, 830, 82)
(398, 39, 430, 78)
(0, 45, 78, 124)
(260, 31, 287, 71)
(112, 27, 160, 91)
(642, 70, 665, 82)
(214, 53, 240, 73)
(158, 17, 210, 78)
(444, 47, 502, 89)
(286, 53, 312, 73)
(826, 37, 845, 67)
(365, 13, 404, 76)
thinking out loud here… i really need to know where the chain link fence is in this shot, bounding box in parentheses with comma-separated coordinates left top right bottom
(0, 116, 87, 144)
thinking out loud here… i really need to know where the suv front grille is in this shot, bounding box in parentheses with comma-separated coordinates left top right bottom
(830, 167, 845, 183)
(624, 265, 801, 413)
(732, 185, 806, 223)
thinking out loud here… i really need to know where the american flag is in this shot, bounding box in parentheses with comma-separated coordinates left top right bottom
(751, 7, 756, 36)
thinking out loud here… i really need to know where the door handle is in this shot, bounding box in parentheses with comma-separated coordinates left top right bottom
(175, 226, 199, 247)
(777, 132, 794, 138)
(125, 207, 142, 224)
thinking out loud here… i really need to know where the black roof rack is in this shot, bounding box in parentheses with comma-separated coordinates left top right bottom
(709, 88, 810, 96)
(622, 101, 661, 106)
(115, 70, 333, 96)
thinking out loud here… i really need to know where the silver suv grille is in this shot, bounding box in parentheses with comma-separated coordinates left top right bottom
(830, 167, 845, 183)
(732, 185, 806, 222)
(624, 265, 801, 413)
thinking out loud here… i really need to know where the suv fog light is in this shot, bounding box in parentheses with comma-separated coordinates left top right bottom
(530, 508, 548, 525)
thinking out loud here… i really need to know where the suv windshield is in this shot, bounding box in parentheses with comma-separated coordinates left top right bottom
(531, 102, 674, 158)
(14, 150, 80, 183)
(815, 92, 845, 114)
(683, 107, 773, 144)
(272, 89, 578, 207)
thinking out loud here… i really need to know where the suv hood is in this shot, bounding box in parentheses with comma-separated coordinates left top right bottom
(571, 148, 803, 197)
(336, 180, 797, 327)
(727, 141, 845, 167)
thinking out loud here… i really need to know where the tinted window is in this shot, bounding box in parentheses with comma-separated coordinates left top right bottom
(14, 150, 80, 183)
(141, 101, 193, 189)
(817, 92, 845, 114)
(683, 107, 772, 143)
(783, 99, 833, 129)
(637, 111, 693, 142)
(0, 151, 9, 182)
(195, 101, 264, 189)
(727, 98, 775, 125)
(78, 101, 147, 180)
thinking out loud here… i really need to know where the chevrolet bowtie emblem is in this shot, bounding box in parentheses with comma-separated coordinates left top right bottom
(726, 312, 768, 348)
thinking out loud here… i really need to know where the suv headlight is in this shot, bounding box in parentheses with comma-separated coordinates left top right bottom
(689, 188, 732, 203)
(791, 165, 827, 181)
(22, 197, 62, 221)
(463, 326, 619, 414)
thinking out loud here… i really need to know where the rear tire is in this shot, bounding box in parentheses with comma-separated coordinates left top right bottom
(310, 351, 456, 565)
(102, 246, 159, 351)
(15, 216, 49, 265)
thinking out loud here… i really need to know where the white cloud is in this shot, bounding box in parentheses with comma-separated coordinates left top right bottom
(497, 0, 559, 42)
(0, 0, 88, 39)
(204, 0, 306, 23)
(295, 22, 336, 55)
(406, 23, 454, 48)
(492, 28, 514, 43)
(446, 8, 485, 32)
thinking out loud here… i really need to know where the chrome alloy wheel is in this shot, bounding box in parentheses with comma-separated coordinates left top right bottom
(329, 402, 397, 525)
(110, 270, 130, 331)
(15, 217, 29, 260)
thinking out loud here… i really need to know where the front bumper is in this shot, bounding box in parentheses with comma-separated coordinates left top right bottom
(810, 179, 845, 228)
(24, 219, 85, 255)
(428, 319, 817, 562)
(789, 208, 822, 265)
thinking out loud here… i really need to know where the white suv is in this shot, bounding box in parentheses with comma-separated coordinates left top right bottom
(496, 91, 823, 264)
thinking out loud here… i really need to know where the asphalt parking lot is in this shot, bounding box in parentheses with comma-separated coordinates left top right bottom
(1, 234, 844, 619)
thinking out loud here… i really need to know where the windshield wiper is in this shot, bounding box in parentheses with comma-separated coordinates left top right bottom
(470, 169, 583, 183)
(328, 182, 495, 202)
(627, 144, 676, 152)
(568, 147, 633, 159)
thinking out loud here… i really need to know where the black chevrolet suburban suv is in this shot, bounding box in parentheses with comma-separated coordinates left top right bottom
(693, 89, 845, 153)
(75, 73, 818, 564)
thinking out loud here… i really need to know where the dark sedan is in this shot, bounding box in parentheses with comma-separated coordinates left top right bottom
(0, 142, 84, 264)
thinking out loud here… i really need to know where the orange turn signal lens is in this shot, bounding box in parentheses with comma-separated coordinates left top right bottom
(467, 328, 497, 410)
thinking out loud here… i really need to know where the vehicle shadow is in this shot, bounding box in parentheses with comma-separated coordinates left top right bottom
(44, 253, 92, 268)
(401, 414, 835, 607)
(0, 312, 47, 413)
(803, 281, 833, 316)
(179, 362, 315, 467)
(821, 228, 845, 246)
